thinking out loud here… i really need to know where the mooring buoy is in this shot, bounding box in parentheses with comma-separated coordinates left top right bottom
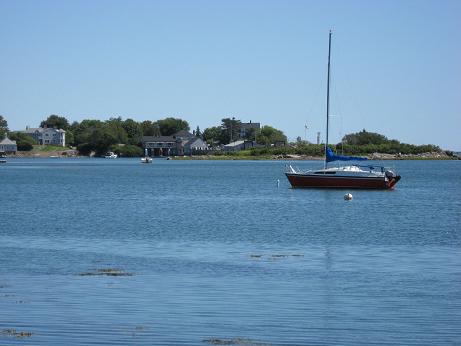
(344, 193, 353, 200)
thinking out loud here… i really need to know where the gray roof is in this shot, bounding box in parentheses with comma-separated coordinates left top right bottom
(224, 140, 245, 148)
(184, 137, 207, 147)
(23, 128, 42, 133)
(23, 127, 65, 133)
(0, 137, 17, 145)
(142, 136, 176, 143)
(173, 130, 194, 138)
(143, 131, 195, 143)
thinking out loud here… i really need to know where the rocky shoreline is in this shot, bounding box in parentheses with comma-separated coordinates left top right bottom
(6, 150, 458, 160)
(276, 151, 457, 160)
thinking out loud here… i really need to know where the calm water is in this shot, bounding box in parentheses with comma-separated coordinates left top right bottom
(1, 158, 460, 345)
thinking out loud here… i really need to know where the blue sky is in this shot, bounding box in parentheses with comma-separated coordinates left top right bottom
(1, 0, 460, 149)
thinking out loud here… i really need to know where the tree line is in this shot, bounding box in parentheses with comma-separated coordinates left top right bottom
(1, 114, 448, 157)
(0, 114, 288, 156)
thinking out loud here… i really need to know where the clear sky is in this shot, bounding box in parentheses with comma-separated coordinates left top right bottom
(1, 0, 460, 150)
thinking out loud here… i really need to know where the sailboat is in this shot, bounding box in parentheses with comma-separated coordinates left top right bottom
(285, 31, 401, 189)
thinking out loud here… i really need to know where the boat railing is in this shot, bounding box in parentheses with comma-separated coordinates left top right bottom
(351, 164, 387, 173)
(285, 164, 301, 174)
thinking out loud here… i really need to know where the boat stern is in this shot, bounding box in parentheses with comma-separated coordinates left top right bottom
(385, 169, 401, 189)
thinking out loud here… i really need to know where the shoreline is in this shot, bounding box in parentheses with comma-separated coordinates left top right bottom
(7, 151, 458, 160)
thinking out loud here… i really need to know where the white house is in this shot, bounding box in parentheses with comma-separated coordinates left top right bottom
(0, 136, 17, 154)
(22, 127, 66, 147)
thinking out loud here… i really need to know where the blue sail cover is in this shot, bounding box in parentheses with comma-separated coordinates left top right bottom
(326, 147, 367, 162)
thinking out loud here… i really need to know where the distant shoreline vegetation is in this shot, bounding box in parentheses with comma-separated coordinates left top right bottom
(1, 114, 458, 159)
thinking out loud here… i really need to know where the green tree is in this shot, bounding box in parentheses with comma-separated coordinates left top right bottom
(195, 126, 202, 138)
(67, 121, 80, 146)
(9, 132, 37, 151)
(105, 118, 128, 144)
(122, 118, 143, 145)
(0, 115, 8, 139)
(73, 119, 104, 147)
(256, 125, 287, 146)
(342, 129, 389, 146)
(157, 117, 190, 136)
(220, 117, 241, 144)
(113, 144, 143, 157)
(65, 130, 74, 147)
(141, 120, 161, 137)
(90, 126, 119, 155)
(40, 115, 70, 130)
(73, 118, 131, 155)
(202, 126, 222, 144)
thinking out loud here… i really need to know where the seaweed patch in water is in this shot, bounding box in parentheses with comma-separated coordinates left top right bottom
(249, 253, 304, 260)
(203, 337, 271, 345)
(77, 268, 134, 277)
(1, 329, 33, 338)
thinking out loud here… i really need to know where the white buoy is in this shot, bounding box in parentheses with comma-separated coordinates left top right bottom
(277, 179, 280, 188)
(344, 193, 353, 201)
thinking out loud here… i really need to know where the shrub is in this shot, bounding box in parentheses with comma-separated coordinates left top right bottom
(113, 145, 143, 157)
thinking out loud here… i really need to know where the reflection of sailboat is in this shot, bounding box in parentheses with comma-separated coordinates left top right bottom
(141, 149, 152, 163)
(285, 31, 400, 189)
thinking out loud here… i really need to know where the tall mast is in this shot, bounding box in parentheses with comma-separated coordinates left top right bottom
(324, 30, 332, 169)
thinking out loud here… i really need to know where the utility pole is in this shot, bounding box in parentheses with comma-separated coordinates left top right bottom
(230, 117, 235, 143)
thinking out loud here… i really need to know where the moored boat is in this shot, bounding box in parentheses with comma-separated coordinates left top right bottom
(141, 149, 152, 163)
(286, 163, 400, 189)
(285, 31, 400, 189)
(104, 152, 118, 159)
(141, 157, 153, 163)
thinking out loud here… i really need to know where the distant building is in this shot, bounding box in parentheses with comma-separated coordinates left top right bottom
(0, 136, 17, 154)
(239, 121, 260, 139)
(142, 135, 177, 156)
(183, 137, 208, 155)
(142, 130, 208, 156)
(22, 127, 66, 146)
(223, 140, 245, 152)
(223, 140, 258, 152)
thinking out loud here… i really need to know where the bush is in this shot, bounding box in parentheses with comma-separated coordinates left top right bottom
(8, 132, 36, 151)
(113, 145, 143, 157)
(77, 143, 93, 156)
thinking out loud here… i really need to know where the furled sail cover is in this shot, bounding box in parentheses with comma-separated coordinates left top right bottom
(326, 148, 368, 162)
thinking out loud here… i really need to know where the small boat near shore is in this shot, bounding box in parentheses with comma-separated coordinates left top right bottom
(141, 149, 152, 163)
(141, 157, 153, 163)
(104, 152, 118, 159)
(285, 31, 400, 189)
